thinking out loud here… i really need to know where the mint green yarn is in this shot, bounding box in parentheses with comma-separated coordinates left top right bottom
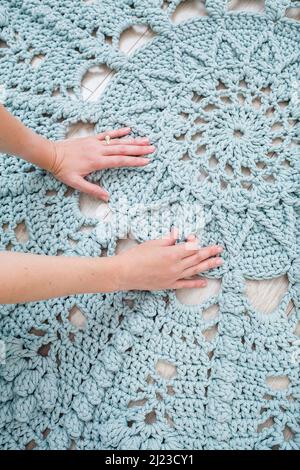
(0, 0, 300, 450)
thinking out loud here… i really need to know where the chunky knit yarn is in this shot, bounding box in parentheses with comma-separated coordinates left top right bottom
(0, 0, 299, 450)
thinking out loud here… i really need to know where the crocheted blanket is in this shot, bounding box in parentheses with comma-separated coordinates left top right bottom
(0, 0, 299, 450)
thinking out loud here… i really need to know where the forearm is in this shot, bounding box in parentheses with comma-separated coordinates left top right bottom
(0, 104, 55, 171)
(0, 252, 121, 304)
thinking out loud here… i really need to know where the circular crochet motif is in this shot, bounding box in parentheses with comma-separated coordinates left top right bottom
(0, 0, 299, 451)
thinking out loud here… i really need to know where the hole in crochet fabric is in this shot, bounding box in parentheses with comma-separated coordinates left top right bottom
(208, 155, 218, 169)
(257, 417, 274, 433)
(145, 410, 157, 425)
(30, 54, 45, 69)
(66, 122, 95, 139)
(220, 95, 232, 105)
(15, 221, 29, 244)
(278, 100, 289, 110)
(81, 64, 112, 91)
(0, 40, 8, 48)
(225, 162, 234, 176)
(216, 81, 227, 91)
(176, 278, 221, 305)
(128, 398, 148, 408)
(180, 112, 189, 120)
(234, 129, 244, 139)
(42, 428, 51, 439)
(69, 332, 75, 343)
(67, 237, 78, 248)
(202, 304, 219, 321)
(194, 116, 206, 125)
(192, 92, 204, 103)
(79, 193, 110, 221)
(245, 277, 288, 314)
(272, 137, 284, 146)
(271, 122, 284, 132)
(228, 0, 265, 12)
(123, 299, 134, 310)
(68, 306, 87, 329)
(25, 439, 37, 450)
(119, 25, 150, 54)
(203, 103, 218, 113)
(146, 374, 155, 385)
(175, 132, 186, 142)
(37, 343, 51, 357)
(46, 189, 58, 197)
(198, 170, 208, 182)
(167, 385, 175, 396)
(165, 412, 174, 427)
(266, 375, 290, 391)
(65, 187, 75, 197)
(29, 327, 46, 337)
(179, 152, 191, 161)
(241, 166, 251, 176)
(286, 8, 300, 20)
(156, 359, 177, 379)
(196, 144, 207, 155)
(172, 0, 208, 24)
(283, 425, 294, 441)
(156, 392, 163, 401)
(266, 106, 276, 118)
(252, 97, 262, 109)
(202, 324, 218, 342)
(191, 131, 204, 141)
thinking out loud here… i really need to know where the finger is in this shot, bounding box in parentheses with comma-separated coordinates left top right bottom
(183, 256, 223, 277)
(181, 245, 223, 269)
(146, 229, 178, 247)
(101, 144, 155, 156)
(109, 137, 150, 146)
(97, 127, 131, 141)
(174, 241, 201, 259)
(71, 177, 109, 201)
(187, 234, 196, 242)
(174, 278, 208, 289)
(96, 155, 150, 169)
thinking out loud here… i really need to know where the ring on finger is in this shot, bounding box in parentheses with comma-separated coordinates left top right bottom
(104, 135, 111, 145)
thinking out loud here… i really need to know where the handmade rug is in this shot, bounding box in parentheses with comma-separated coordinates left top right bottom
(0, 0, 299, 450)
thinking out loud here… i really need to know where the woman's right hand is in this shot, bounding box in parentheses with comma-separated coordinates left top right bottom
(115, 231, 223, 291)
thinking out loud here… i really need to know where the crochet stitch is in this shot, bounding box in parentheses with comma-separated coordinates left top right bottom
(0, 0, 299, 450)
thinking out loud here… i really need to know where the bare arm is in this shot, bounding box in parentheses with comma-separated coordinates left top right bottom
(0, 237, 223, 304)
(0, 104, 154, 200)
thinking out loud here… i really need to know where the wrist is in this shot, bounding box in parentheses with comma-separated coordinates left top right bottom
(22, 129, 57, 173)
(109, 254, 130, 292)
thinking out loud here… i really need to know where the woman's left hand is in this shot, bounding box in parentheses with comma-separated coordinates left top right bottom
(50, 127, 155, 201)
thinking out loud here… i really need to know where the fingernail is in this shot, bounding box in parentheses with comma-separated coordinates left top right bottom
(217, 246, 223, 253)
(142, 158, 151, 164)
(149, 146, 156, 151)
(202, 280, 207, 286)
(140, 137, 150, 143)
(216, 258, 223, 265)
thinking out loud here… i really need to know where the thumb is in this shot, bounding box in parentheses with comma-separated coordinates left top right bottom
(72, 177, 110, 201)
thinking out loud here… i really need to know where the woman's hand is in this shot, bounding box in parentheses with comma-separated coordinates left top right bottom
(115, 231, 223, 291)
(51, 127, 155, 201)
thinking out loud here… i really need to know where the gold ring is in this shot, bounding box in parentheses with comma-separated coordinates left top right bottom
(105, 135, 111, 145)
